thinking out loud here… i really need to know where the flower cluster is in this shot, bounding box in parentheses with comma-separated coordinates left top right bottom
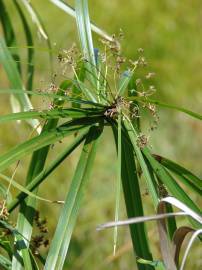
(31, 211, 49, 255)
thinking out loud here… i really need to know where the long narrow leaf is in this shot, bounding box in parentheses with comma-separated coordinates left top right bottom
(19, 0, 47, 39)
(19, 0, 53, 68)
(0, 89, 105, 107)
(75, 0, 98, 91)
(113, 113, 122, 255)
(128, 97, 202, 121)
(179, 229, 202, 270)
(123, 118, 159, 207)
(12, 82, 72, 269)
(0, 173, 63, 204)
(0, 118, 100, 173)
(8, 128, 89, 212)
(157, 201, 177, 270)
(143, 149, 202, 216)
(172, 226, 194, 266)
(117, 70, 134, 97)
(71, 61, 85, 108)
(0, 107, 104, 123)
(153, 155, 202, 192)
(112, 123, 153, 270)
(97, 212, 186, 230)
(0, 89, 105, 108)
(0, 0, 21, 72)
(0, 38, 40, 132)
(49, 0, 113, 41)
(44, 125, 102, 270)
(148, 99, 202, 120)
(13, 0, 34, 91)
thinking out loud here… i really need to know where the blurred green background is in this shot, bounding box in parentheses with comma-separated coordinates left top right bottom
(0, 0, 202, 269)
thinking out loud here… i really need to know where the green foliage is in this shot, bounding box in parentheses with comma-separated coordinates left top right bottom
(0, 1, 201, 270)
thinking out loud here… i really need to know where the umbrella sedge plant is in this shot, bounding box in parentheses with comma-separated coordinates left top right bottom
(0, 0, 201, 269)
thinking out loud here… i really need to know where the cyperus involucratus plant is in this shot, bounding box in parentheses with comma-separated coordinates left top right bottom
(0, 1, 201, 270)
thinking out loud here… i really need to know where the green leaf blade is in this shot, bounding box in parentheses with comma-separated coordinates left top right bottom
(112, 122, 154, 270)
(44, 125, 103, 270)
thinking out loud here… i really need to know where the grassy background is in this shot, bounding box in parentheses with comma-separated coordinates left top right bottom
(0, 0, 202, 269)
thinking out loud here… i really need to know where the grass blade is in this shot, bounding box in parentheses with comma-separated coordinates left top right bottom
(112, 123, 154, 270)
(179, 229, 202, 270)
(143, 149, 201, 216)
(7, 128, 89, 212)
(153, 155, 202, 193)
(13, 0, 34, 91)
(0, 107, 104, 123)
(149, 99, 202, 120)
(113, 113, 122, 255)
(165, 169, 202, 198)
(44, 125, 103, 270)
(117, 70, 134, 97)
(72, 76, 97, 102)
(128, 96, 202, 120)
(0, 38, 40, 132)
(75, 0, 98, 91)
(11, 81, 72, 269)
(165, 203, 177, 240)
(0, 173, 63, 204)
(12, 119, 61, 269)
(97, 212, 186, 230)
(19, 0, 47, 39)
(157, 201, 177, 270)
(0, 0, 26, 127)
(0, 118, 100, 173)
(49, 0, 113, 41)
(123, 118, 159, 207)
(161, 197, 202, 225)
(0, 0, 21, 72)
(72, 61, 85, 108)
(11, 76, 96, 268)
(19, 0, 53, 71)
(0, 88, 105, 107)
(143, 98, 202, 121)
(173, 226, 194, 266)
